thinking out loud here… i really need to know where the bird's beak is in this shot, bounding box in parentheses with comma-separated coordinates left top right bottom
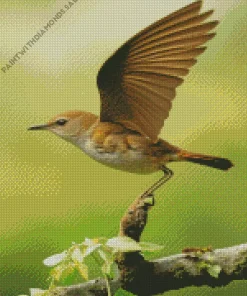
(28, 124, 50, 131)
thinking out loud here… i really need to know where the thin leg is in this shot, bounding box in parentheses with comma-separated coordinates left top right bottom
(142, 166, 173, 197)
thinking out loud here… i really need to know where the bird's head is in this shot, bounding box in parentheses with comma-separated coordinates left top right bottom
(28, 111, 98, 141)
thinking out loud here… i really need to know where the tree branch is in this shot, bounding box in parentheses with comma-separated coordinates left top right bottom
(49, 243, 247, 295)
(49, 192, 247, 295)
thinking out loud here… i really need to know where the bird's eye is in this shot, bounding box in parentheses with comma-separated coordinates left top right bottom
(56, 119, 68, 126)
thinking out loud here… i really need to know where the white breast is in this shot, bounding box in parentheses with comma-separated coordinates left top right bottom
(76, 138, 157, 174)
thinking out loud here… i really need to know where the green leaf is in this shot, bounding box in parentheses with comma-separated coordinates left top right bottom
(76, 262, 88, 280)
(98, 248, 116, 277)
(207, 264, 222, 278)
(50, 262, 75, 282)
(50, 265, 64, 282)
(106, 237, 141, 253)
(139, 242, 164, 253)
(111, 262, 120, 278)
(101, 262, 111, 276)
(114, 288, 136, 295)
(60, 262, 76, 279)
(98, 249, 108, 261)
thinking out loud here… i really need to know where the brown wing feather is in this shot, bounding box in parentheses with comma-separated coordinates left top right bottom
(97, 0, 218, 142)
(128, 47, 207, 62)
(129, 22, 218, 56)
(130, 11, 214, 51)
(130, 1, 203, 46)
(129, 34, 216, 60)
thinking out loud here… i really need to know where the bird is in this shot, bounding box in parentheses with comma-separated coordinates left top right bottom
(29, 1, 233, 195)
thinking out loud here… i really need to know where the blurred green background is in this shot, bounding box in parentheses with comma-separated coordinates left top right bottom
(0, 0, 246, 295)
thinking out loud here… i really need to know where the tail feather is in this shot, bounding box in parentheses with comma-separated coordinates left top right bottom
(180, 152, 233, 171)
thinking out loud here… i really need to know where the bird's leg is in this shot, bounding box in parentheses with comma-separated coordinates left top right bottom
(142, 166, 173, 198)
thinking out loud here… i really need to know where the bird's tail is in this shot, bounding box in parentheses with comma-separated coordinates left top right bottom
(179, 151, 233, 171)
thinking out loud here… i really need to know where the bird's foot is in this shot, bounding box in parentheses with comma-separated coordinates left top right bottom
(161, 166, 174, 178)
(142, 167, 173, 197)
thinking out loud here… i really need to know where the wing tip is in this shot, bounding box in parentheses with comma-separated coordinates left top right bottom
(208, 32, 217, 40)
(188, 0, 203, 11)
(204, 9, 214, 18)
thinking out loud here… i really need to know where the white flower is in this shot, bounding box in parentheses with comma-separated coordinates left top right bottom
(71, 247, 84, 263)
(30, 288, 46, 296)
(43, 251, 66, 267)
(106, 237, 141, 253)
(82, 238, 101, 257)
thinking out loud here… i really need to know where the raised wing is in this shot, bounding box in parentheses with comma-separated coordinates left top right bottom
(97, 0, 218, 142)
